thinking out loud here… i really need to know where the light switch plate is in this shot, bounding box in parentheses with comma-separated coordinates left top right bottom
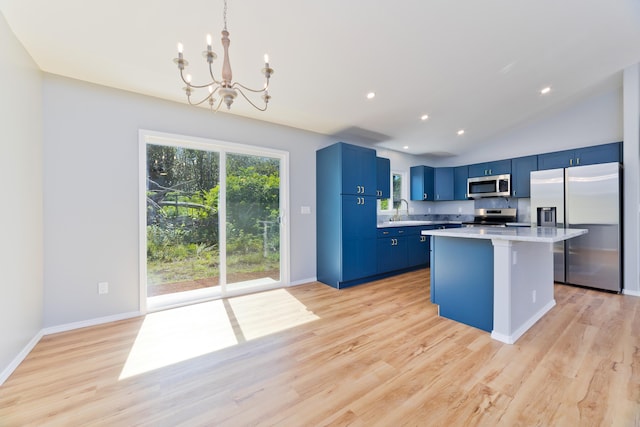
(98, 282, 109, 294)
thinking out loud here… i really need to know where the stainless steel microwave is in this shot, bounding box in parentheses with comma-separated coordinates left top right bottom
(467, 174, 511, 198)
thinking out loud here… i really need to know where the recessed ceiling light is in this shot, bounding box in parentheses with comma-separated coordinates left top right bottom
(403, 146, 409, 150)
(420, 114, 429, 121)
(457, 129, 465, 135)
(366, 92, 376, 99)
(540, 86, 551, 95)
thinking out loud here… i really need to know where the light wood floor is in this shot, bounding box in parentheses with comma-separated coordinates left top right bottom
(1, 269, 639, 426)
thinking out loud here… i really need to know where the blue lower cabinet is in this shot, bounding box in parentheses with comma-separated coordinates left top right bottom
(407, 233, 430, 267)
(431, 236, 494, 332)
(377, 236, 407, 274)
(377, 226, 432, 274)
(343, 238, 378, 282)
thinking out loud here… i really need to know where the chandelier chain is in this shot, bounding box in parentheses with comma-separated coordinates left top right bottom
(223, 0, 228, 31)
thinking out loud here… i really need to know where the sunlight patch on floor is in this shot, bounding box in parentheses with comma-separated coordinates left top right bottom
(120, 288, 319, 379)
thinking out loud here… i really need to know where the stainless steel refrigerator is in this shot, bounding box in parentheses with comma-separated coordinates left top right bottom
(530, 162, 622, 292)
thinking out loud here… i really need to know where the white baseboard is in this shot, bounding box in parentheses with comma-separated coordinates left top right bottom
(0, 329, 44, 386)
(288, 277, 317, 287)
(491, 299, 556, 344)
(41, 311, 142, 336)
(623, 288, 640, 297)
(1, 311, 142, 386)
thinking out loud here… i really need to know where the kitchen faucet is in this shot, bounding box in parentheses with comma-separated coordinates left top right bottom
(393, 198, 409, 221)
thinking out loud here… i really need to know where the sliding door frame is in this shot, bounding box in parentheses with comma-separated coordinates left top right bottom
(138, 129, 290, 313)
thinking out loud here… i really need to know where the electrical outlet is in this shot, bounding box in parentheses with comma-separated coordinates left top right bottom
(458, 207, 462, 213)
(428, 208, 431, 213)
(98, 282, 109, 295)
(300, 206, 311, 214)
(532, 290, 536, 303)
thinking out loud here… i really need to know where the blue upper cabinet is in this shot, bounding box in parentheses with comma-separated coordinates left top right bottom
(468, 159, 511, 177)
(575, 142, 621, 166)
(376, 157, 391, 199)
(538, 142, 621, 170)
(434, 167, 454, 201)
(453, 165, 469, 200)
(511, 155, 537, 198)
(410, 165, 435, 201)
(339, 143, 377, 196)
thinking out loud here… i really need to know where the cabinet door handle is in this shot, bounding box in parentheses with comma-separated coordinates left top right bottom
(569, 158, 573, 166)
(420, 236, 426, 242)
(576, 157, 580, 165)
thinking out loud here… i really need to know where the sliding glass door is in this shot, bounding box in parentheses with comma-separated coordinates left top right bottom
(141, 132, 288, 310)
(145, 144, 221, 300)
(225, 153, 281, 291)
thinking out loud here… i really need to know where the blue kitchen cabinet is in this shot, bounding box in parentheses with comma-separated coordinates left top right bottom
(376, 157, 391, 198)
(537, 142, 621, 170)
(316, 142, 378, 288)
(430, 236, 494, 332)
(537, 149, 571, 170)
(576, 142, 621, 165)
(511, 155, 537, 198)
(407, 228, 431, 267)
(453, 165, 469, 200)
(378, 226, 432, 273)
(410, 165, 435, 201)
(468, 159, 511, 177)
(376, 228, 409, 274)
(434, 167, 454, 201)
(339, 142, 377, 196)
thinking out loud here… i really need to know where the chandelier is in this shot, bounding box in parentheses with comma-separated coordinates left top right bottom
(173, 0, 274, 111)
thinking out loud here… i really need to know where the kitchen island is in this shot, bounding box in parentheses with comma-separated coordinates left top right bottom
(422, 226, 587, 344)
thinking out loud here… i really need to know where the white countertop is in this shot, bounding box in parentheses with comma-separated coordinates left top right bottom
(421, 226, 587, 243)
(378, 220, 462, 228)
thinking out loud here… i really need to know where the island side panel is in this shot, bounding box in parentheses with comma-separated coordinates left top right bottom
(510, 240, 556, 338)
(431, 236, 494, 332)
(491, 239, 556, 343)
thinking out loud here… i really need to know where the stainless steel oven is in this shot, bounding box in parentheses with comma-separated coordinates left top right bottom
(462, 208, 517, 227)
(467, 174, 511, 198)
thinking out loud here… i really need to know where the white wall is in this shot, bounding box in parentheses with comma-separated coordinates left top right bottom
(434, 84, 623, 167)
(623, 65, 640, 296)
(0, 13, 44, 381)
(42, 75, 333, 327)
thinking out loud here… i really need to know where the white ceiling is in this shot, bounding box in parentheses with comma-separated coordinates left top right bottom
(2, 0, 640, 156)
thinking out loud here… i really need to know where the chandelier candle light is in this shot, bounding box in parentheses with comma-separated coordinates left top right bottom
(173, 0, 274, 111)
